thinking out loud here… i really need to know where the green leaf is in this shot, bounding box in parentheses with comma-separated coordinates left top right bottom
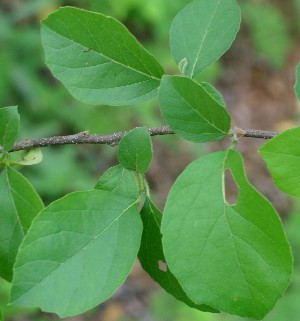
(138, 198, 218, 313)
(295, 63, 300, 101)
(170, 0, 241, 78)
(41, 7, 164, 106)
(95, 164, 140, 199)
(0, 167, 43, 282)
(200, 82, 226, 107)
(259, 126, 300, 197)
(161, 150, 292, 319)
(118, 127, 153, 173)
(10, 189, 143, 317)
(158, 76, 231, 142)
(10, 148, 43, 166)
(0, 106, 20, 151)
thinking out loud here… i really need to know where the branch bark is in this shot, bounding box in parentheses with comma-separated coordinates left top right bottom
(10, 126, 279, 152)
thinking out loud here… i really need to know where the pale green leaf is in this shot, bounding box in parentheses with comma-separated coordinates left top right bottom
(170, 0, 241, 78)
(118, 127, 153, 173)
(161, 150, 292, 319)
(138, 198, 218, 313)
(158, 76, 231, 142)
(10, 190, 143, 317)
(0, 167, 43, 282)
(11, 148, 43, 166)
(259, 126, 300, 197)
(95, 164, 140, 199)
(0, 106, 20, 151)
(41, 7, 164, 106)
(295, 63, 300, 101)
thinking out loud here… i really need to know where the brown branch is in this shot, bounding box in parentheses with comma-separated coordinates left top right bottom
(10, 126, 279, 152)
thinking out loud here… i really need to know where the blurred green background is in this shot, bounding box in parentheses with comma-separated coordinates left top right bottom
(1, 0, 300, 320)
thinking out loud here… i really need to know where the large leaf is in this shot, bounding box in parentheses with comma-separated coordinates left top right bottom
(10, 190, 143, 317)
(161, 150, 292, 319)
(259, 126, 300, 197)
(95, 164, 140, 199)
(170, 0, 241, 78)
(118, 127, 153, 173)
(0, 106, 19, 151)
(295, 63, 300, 100)
(138, 198, 218, 313)
(158, 76, 231, 142)
(0, 167, 43, 282)
(41, 7, 164, 106)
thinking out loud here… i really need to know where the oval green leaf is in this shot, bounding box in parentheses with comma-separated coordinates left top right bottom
(161, 150, 292, 319)
(138, 198, 218, 313)
(41, 7, 164, 106)
(0, 106, 19, 151)
(10, 190, 142, 317)
(0, 167, 43, 282)
(118, 127, 153, 173)
(158, 76, 231, 142)
(95, 164, 140, 199)
(170, 0, 241, 78)
(259, 126, 300, 197)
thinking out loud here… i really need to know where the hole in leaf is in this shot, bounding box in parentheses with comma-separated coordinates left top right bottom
(158, 260, 168, 272)
(224, 168, 239, 205)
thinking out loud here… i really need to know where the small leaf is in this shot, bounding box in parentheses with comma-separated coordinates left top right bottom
(259, 126, 300, 197)
(41, 7, 164, 106)
(158, 75, 231, 142)
(10, 190, 143, 317)
(11, 148, 43, 166)
(0, 167, 43, 281)
(161, 150, 292, 319)
(138, 198, 218, 313)
(118, 127, 153, 173)
(170, 0, 241, 78)
(95, 164, 140, 199)
(178, 58, 188, 74)
(295, 63, 300, 100)
(0, 106, 20, 151)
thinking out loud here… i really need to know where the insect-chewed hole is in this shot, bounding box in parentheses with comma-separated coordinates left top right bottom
(224, 168, 239, 205)
(158, 260, 168, 272)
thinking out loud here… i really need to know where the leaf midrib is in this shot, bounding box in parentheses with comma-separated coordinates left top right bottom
(43, 24, 161, 82)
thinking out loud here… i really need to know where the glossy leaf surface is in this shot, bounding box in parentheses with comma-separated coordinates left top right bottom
(159, 76, 231, 142)
(0, 167, 43, 281)
(41, 7, 164, 106)
(259, 126, 300, 196)
(138, 198, 218, 313)
(170, 0, 241, 78)
(0, 106, 20, 151)
(11, 190, 143, 317)
(118, 127, 153, 173)
(161, 150, 292, 319)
